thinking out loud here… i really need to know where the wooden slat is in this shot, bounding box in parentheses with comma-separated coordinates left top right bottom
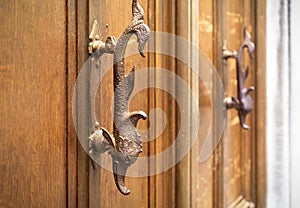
(0, 0, 67, 207)
(214, 0, 226, 206)
(212, 0, 225, 207)
(147, 0, 157, 207)
(148, 0, 177, 207)
(67, 0, 79, 207)
(191, 0, 215, 207)
(175, 0, 192, 207)
(254, 0, 267, 207)
(76, 0, 90, 207)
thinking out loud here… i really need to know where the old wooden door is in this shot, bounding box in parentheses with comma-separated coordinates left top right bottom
(0, 0, 266, 207)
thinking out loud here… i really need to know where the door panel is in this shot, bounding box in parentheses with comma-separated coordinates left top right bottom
(221, 0, 257, 206)
(0, 0, 266, 207)
(90, 0, 150, 207)
(0, 0, 67, 207)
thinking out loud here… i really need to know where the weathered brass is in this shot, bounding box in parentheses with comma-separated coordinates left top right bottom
(223, 28, 255, 130)
(88, 0, 150, 195)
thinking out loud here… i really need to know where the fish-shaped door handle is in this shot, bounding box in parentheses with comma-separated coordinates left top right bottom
(223, 28, 255, 130)
(88, 0, 150, 195)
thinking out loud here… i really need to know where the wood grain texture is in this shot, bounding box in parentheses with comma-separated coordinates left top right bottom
(87, 1, 102, 208)
(0, 0, 266, 207)
(147, 1, 157, 207)
(255, 0, 267, 207)
(212, 0, 225, 207)
(222, 0, 244, 205)
(241, 0, 256, 203)
(175, 0, 192, 207)
(191, 0, 215, 207)
(90, 0, 149, 207)
(67, 0, 79, 207)
(0, 0, 67, 207)
(147, 0, 177, 207)
(221, 0, 259, 206)
(76, 0, 90, 207)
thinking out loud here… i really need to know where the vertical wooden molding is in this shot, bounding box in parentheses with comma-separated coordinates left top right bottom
(255, 0, 267, 207)
(147, 0, 157, 207)
(212, 0, 225, 207)
(76, 0, 90, 207)
(67, 0, 79, 207)
(175, 0, 192, 207)
(191, 0, 215, 207)
(147, 0, 177, 207)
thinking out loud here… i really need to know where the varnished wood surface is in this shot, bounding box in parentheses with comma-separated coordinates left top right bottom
(90, 0, 150, 207)
(148, 0, 177, 207)
(175, 0, 192, 207)
(255, 0, 267, 207)
(221, 0, 259, 206)
(66, 0, 78, 207)
(0, 0, 266, 207)
(222, 0, 244, 204)
(0, 0, 67, 207)
(191, 1, 215, 207)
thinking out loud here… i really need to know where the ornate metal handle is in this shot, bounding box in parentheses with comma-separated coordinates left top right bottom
(223, 28, 255, 130)
(88, 0, 150, 195)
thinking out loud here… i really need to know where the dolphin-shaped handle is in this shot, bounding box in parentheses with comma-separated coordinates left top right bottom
(223, 28, 255, 130)
(88, 0, 150, 195)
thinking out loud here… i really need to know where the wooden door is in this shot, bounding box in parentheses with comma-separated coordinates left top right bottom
(0, 1, 67, 207)
(0, 0, 266, 207)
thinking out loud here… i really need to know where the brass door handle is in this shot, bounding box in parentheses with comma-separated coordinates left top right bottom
(88, 0, 150, 195)
(223, 28, 255, 130)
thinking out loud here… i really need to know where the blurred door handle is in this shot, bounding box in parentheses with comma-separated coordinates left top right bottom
(223, 28, 255, 130)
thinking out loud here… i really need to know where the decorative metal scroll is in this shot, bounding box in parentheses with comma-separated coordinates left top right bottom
(88, 0, 150, 195)
(223, 28, 255, 130)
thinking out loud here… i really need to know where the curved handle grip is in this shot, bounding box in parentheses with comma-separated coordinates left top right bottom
(87, 0, 150, 195)
(223, 28, 255, 130)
